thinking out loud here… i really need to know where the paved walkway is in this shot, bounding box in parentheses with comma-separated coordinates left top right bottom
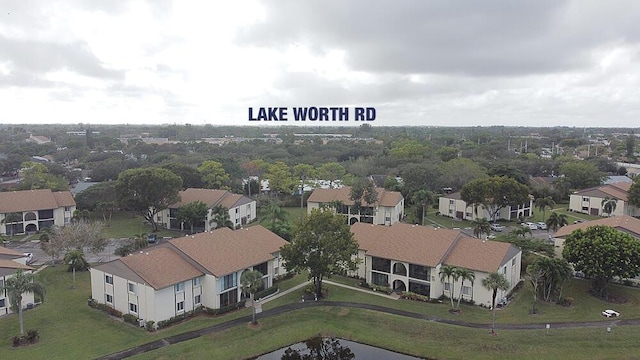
(96, 281, 639, 360)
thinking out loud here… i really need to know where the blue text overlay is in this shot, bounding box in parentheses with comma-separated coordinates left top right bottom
(248, 107, 376, 122)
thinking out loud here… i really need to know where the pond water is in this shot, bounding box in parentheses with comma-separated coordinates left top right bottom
(252, 337, 426, 360)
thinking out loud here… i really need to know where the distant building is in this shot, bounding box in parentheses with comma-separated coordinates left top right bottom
(25, 134, 51, 145)
(438, 192, 533, 222)
(0, 189, 76, 235)
(568, 182, 639, 217)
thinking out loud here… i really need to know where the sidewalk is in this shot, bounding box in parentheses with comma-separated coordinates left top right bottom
(259, 279, 400, 304)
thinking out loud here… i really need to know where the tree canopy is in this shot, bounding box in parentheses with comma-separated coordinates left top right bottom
(563, 225, 640, 297)
(461, 176, 530, 222)
(115, 167, 182, 231)
(280, 209, 359, 297)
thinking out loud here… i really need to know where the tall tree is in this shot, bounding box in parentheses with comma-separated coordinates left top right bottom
(210, 205, 234, 230)
(526, 262, 545, 314)
(293, 164, 317, 221)
(115, 167, 182, 232)
(626, 131, 635, 157)
(411, 189, 434, 226)
(563, 225, 640, 298)
(177, 200, 209, 234)
(601, 197, 617, 217)
(1, 269, 46, 336)
(16, 162, 69, 191)
(1, 212, 22, 238)
(162, 163, 204, 189)
(260, 200, 288, 231)
(281, 209, 359, 297)
(240, 270, 264, 325)
(471, 218, 491, 239)
(481, 272, 510, 335)
(198, 160, 230, 189)
(64, 249, 88, 289)
(510, 225, 532, 238)
(534, 196, 556, 222)
(318, 162, 347, 189)
(461, 176, 530, 223)
(265, 161, 296, 196)
(455, 267, 475, 309)
(439, 264, 459, 309)
(559, 161, 605, 191)
(546, 212, 568, 232)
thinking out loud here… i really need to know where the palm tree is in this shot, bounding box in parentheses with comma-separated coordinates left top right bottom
(534, 196, 556, 222)
(240, 270, 264, 325)
(64, 249, 88, 289)
(260, 200, 288, 230)
(510, 226, 532, 238)
(546, 212, 568, 232)
(1, 212, 23, 238)
(439, 264, 459, 309)
(601, 197, 617, 217)
(1, 269, 46, 336)
(411, 189, 434, 226)
(481, 272, 510, 335)
(471, 218, 491, 239)
(210, 205, 234, 230)
(455, 267, 475, 309)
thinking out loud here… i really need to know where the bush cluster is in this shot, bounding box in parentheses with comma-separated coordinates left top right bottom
(400, 291, 430, 302)
(556, 297, 574, 307)
(156, 307, 204, 329)
(88, 299, 123, 318)
(123, 313, 139, 326)
(255, 286, 278, 300)
(202, 301, 246, 317)
(273, 272, 295, 283)
(12, 330, 39, 347)
(145, 320, 155, 332)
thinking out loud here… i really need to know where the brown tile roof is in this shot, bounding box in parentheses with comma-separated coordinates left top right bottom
(554, 215, 640, 239)
(0, 246, 25, 258)
(168, 225, 287, 276)
(307, 186, 403, 207)
(171, 188, 252, 209)
(0, 259, 34, 271)
(574, 182, 631, 201)
(443, 237, 519, 273)
(351, 223, 462, 267)
(0, 189, 76, 213)
(117, 247, 204, 290)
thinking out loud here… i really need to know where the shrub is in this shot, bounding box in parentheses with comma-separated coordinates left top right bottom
(204, 301, 246, 317)
(12, 336, 22, 347)
(273, 272, 295, 283)
(26, 329, 39, 343)
(556, 297, 574, 307)
(145, 320, 155, 332)
(400, 291, 429, 302)
(358, 281, 370, 289)
(255, 285, 278, 300)
(123, 313, 139, 326)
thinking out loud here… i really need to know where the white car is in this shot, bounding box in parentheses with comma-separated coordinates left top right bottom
(525, 222, 538, 230)
(490, 223, 504, 232)
(537, 222, 548, 230)
(602, 309, 620, 318)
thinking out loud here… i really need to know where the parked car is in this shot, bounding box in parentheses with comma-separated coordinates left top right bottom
(525, 222, 538, 230)
(23, 253, 34, 264)
(490, 223, 504, 232)
(602, 309, 620, 317)
(537, 222, 548, 230)
(147, 233, 158, 244)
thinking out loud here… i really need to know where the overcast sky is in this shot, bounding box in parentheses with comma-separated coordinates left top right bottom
(1, 1, 639, 127)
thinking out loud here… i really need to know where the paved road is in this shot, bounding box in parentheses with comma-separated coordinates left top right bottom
(4, 237, 123, 265)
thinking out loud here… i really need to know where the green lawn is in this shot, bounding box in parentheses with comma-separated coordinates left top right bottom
(94, 211, 181, 239)
(4, 265, 640, 360)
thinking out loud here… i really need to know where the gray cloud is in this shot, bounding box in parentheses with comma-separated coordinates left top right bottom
(239, 0, 640, 77)
(0, 35, 123, 83)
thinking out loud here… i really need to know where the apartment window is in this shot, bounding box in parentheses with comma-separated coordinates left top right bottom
(581, 206, 588, 211)
(246, 204, 251, 212)
(222, 274, 236, 290)
(176, 301, 185, 312)
(105, 275, 113, 285)
(408, 264, 430, 281)
(582, 197, 589, 202)
(449, 199, 454, 205)
(128, 283, 136, 293)
(444, 282, 451, 291)
(219, 289, 238, 307)
(254, 262, 268, 276)
(64, 206, 71, 211)
(371, 272, 388, 287)
(175, 282, 184, 293)
(371, 257, 391, 273)
(129, 303, 137, 313)
(462, 286, 472, 296)
(193, 277, 202, 287)
(448, 209, 453, 214)
(512, 258, 516, 266)
(194, 295, 201, 305)
(0, 279, 3, 289)
(0, 298, 6, 308)
(105, 294, 113, 304)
